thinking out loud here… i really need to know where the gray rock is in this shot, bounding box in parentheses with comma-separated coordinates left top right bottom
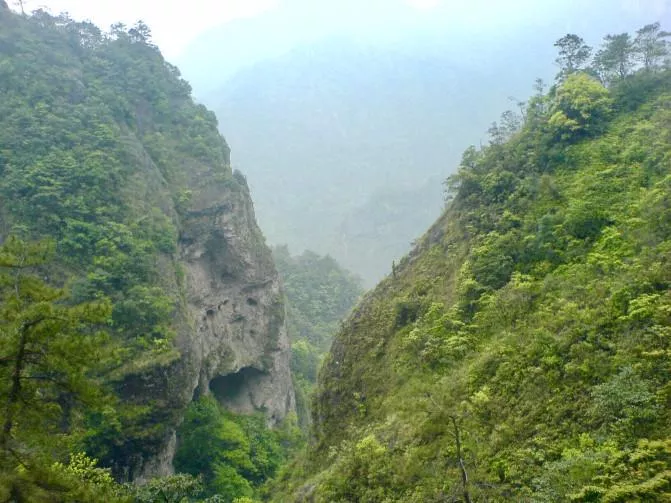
(119, 141, 294, 479)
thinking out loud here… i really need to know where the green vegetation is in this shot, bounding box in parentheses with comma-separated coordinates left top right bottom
(272, 246, 362, 426)
(173, 396, 301, 502)
(0, 237, 125, 501)
(3, 2, 670, 501)
(273, 246, 362, 354)
(0, 5, 244, 495)
(274, 25, 671, 501)
(0, 7, 226, 361)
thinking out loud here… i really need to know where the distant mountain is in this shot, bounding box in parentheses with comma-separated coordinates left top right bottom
(207, 37, 553, 285)
(176, 0, 667, 285)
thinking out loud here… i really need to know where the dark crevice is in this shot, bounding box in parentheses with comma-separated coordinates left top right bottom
(209, 367, 265, 412)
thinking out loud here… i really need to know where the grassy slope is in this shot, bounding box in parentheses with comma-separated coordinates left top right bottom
(272, 70, 671, 502)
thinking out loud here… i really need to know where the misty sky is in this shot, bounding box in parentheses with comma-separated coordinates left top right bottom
(29, 0, 671, 60)
(32, 0, 443, 57)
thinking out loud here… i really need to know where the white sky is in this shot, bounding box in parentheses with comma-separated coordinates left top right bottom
(33, 0, 279, 58)
(29, 0, 443, 59)
(23, 0, 671, 59)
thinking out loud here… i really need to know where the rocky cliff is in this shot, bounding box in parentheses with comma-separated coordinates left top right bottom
(118, 170, 296, 481)
(0, 8, 294, 481)
(181, 173, 294, 425)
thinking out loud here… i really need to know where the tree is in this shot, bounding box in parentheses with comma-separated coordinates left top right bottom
(128, 20, 152, 44)
(548, 73, 613, 140)
(554, 34, 592, 79)
(0, 237, 113, 500)
(593, 33, 635, 83)
(634, 22, 671, 70)
(12, 0, 26, 15)
(174, 396, 256, 498)
(488, 110, 522, 145)
(0, 237, 111, 452)
(130, 474, 203, 503)
(426, 394, 472, 503)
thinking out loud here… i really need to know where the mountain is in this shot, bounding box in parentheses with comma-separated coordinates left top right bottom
(0, 7, 294, 499)
(176, 0, 664, 285)
(271, 33, 671, 502)
(208, 37, 551, 286)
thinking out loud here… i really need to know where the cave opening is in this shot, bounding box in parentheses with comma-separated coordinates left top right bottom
(209, 367, 265, 413)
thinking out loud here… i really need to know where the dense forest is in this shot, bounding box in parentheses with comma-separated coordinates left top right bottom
(1, 2, 671, 502)
(272, 246, 362, 427)
(273, 24, 671, 502)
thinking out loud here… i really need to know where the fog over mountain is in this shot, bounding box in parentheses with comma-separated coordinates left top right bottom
(176, 0, 668, 285)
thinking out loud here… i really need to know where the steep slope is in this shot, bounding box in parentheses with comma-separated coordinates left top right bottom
(0, 8, 294, 482)
(272, 246, 363, 427)
(273, 65, 671, 501)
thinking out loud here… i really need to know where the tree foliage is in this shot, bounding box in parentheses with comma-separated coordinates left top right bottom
(548, 73, 613, 140)
(272, 246, 362, 427)
(635, 22, 671, 70)
(554, 33, 593, 80)
(0, 237, 121, 500)
(594, 33, 636, 83)
(173, 396, 298, 502)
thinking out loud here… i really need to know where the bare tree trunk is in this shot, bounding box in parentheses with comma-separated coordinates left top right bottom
(427, 393, 472, 503)
(13, 0, 25, 15)
(450, 415, 472, 503)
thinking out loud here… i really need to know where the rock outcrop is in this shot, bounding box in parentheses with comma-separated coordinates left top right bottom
(121, 169, 296, 481)
(180, 171, 295, 424)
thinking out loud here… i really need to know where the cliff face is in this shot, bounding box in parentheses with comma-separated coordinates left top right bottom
(124, 176, 295, 481)
(0, 9, 294, 481)
(120, 173, 295, 481)
(181, 173, 294, 423)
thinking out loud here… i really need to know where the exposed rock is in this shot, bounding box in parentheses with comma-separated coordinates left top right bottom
(110, 139, 294, 480)
(129, 172, 294, 480)
(180, 171, 295, 425)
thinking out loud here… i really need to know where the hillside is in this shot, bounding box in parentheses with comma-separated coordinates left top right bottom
(0, 6, 294, 501)
(2, 5, 670, 502)
(272, 246, 363, 427)
(273, 27, 671, 502)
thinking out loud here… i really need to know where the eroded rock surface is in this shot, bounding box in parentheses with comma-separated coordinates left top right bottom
(180, 174, 295, 424)
(127, 170, 295, 480)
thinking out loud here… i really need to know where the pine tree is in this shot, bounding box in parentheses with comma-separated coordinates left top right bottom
(554, 34, 592, 80)
(0, 237, 112, 494)
(634, 22, 671, 70)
